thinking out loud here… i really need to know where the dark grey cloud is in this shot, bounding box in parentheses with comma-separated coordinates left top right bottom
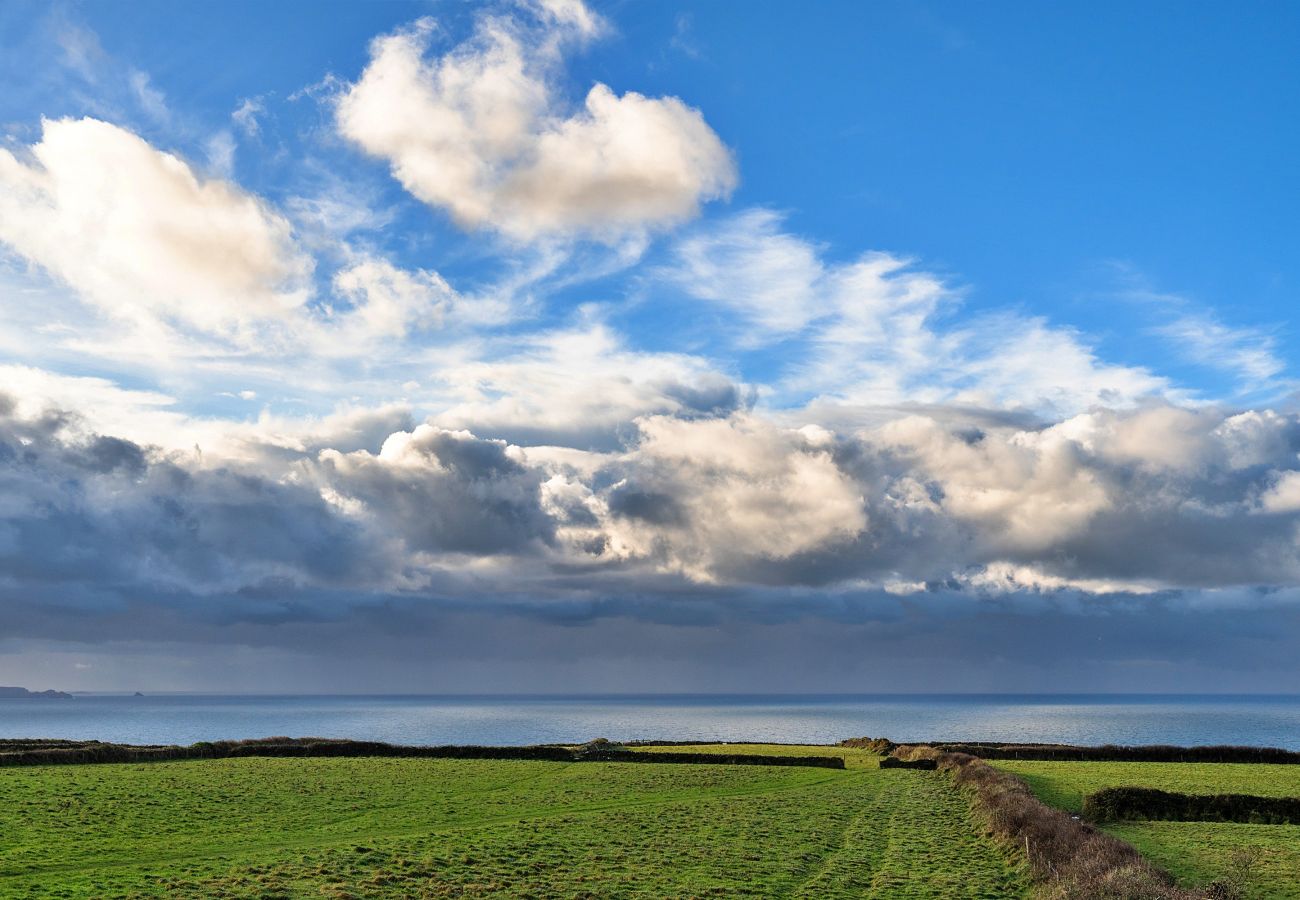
(5, 389, 1300, 691)
(315, 424, 554, 556)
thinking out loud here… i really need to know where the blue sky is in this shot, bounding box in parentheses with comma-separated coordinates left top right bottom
(0, 1, 1298, 691)
(6, 0, 1296, 401)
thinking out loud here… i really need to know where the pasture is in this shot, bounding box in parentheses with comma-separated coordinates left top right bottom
(994, 759, 1300, 899)
(0, 751, 1025, 898)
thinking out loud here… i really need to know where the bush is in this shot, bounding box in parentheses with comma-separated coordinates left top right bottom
(928, 750, 1200, 899)
(928, 742, 1300, 765)
(839, 736, 896, 754)
(1084, 787, 1300, 825)
(879, 756, 937, 770)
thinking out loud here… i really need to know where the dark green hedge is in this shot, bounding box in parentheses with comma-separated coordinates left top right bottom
(1084, 786, 1300, 824)
(878, 756, 937, 770)
(587, 750, 843, 768)
(928, 742, 1300, 764)
(0, 737, 842, 769)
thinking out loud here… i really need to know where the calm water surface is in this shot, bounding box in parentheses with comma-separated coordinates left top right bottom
(0, 694, 1296, 748)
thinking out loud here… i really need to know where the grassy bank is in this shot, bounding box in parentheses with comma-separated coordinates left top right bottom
(993, 759, 1300, 898)
(0, 750, 1025, 898)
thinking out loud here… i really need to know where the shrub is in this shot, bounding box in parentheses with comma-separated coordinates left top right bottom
(929, 750, 1200, 899)
(879, 756, 937, 770)
(928, 742, 1300, 765)
(839, 736, 896, 754)
(1084, 787, 1300, 825)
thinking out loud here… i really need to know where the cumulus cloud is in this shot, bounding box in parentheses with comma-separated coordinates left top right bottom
(1260, 471, 1300, 514)
(591, 415, 868, 582)
(316, 424, 554, 558)
(0, 395, 387, 598)
(6, 374, 1300, 697)
(335, 5, 735, 241)
(0, 118, 312, 340)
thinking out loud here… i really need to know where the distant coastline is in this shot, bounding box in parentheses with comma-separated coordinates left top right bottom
(0, 686, 72, 700)
(1, 693, 1298, 750)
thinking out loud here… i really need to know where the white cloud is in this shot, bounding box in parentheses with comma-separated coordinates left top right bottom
(331, 257, 455, 341)
(1260, 471, 1300, 514)
(594, 415, 867, 580)
(232, 96, 266, 137)
(1154, 311, 1285, 389)
(205, 130, 236, 179)
(668, 209, 824, 341)
(429, 322, 746, 448)
(128, 69, 169, 122)
(335, 5, 735, 241)
(53, 19, 105, 81)
(961, 561, 1161, 596)
(0, 118, 312, 340)
(669, 211, 1170, 418)
(876, 414, 1112, 552)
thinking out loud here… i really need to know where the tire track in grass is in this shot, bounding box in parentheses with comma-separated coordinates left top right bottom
(859, 772, 1026, 899)
(788, 772, 892, 897)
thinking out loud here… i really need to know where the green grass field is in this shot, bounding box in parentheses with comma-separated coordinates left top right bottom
(0, 750, 1026, 898)
(993, 759, 1300, 899)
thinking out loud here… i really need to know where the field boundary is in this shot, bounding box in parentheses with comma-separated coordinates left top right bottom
(0, 737, 844, 769)
(884, 740, 1300, 765)
(1084, 786, 1300, 825)
(890, 745, 1203, 899)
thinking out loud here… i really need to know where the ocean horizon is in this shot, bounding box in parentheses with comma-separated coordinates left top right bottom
(4, 692, 1298, 750)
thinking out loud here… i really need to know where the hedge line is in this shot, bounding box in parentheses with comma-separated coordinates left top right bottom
(878, 755, 937, 770)
(0, 737, 842, 770)
(1084, 786, 1300, 825)
(901, 740, 1300, 765)
(585, 750, 843, 768)
(889, 746, 1200, 899)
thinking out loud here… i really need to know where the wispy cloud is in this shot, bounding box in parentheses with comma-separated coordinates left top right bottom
(1153, 311, 1285, 390)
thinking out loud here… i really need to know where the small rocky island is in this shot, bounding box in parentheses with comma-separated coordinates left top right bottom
(0, 686, 72, 699)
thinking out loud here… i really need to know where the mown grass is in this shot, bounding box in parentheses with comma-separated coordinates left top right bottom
(993, 759, 1300, 899)
(0, 752, 1026, 898)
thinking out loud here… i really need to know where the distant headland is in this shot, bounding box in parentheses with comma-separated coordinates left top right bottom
(0, 686, 72, 699)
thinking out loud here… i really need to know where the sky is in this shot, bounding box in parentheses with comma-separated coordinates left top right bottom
(0, 0, 1299, 693)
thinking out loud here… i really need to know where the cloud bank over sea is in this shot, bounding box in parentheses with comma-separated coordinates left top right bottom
(0, 0, 1297, 691)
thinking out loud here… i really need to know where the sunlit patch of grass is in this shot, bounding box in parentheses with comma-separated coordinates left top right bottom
(0, 752, 1024, 898)
(993, 759, 1300, 898)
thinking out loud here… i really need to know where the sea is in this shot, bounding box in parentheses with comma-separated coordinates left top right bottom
(1, 693, 1298, 749)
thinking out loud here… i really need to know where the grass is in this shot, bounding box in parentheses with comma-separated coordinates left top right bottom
(991, 760, 1300, 812)
(1108, 822, 1300, 899)
(992, 759, 1300, 899)
(0, 750, 1027, 898)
